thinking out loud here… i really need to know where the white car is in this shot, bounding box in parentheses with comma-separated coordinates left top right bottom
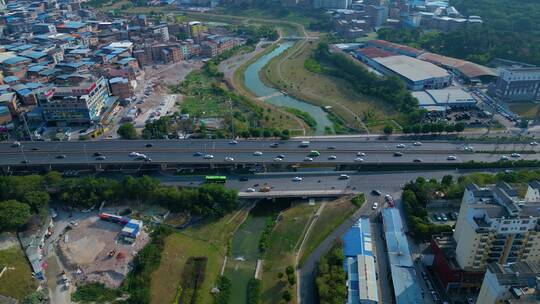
(372, 202, 379, 210)
(356, 152, 366, 156)
(328, 155, 337, 160)
(224, 156, 234, 162)
(292, 176, 303, 182)
(253, 151, 263, 156)
(11, 141, 21, 147)
(204, 154, 214, 159)
(129, 152, 140, 157)
(246, 188, 256, 193)
(273, 157, 283, 162)
(354, 157, 364, 162)
(229, 140, 238, 145)
(396, 143, 406, 148)
(304, 157, 313, 162)
(447, 155, 457, 161)
(511, 153, 521, 158)
(500, 155, 509, 161)
(339, 174, 350, 180)
(530, 141, 538, 146)
(413, 142, 422, 146)
(464, 146, 474, 152)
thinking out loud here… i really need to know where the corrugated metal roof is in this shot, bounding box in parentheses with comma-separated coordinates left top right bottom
(382, 208, 423, 304)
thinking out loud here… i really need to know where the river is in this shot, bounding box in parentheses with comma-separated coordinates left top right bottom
(243, 42, 333, 135)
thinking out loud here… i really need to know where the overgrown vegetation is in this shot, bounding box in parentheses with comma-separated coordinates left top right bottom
(258, 214, 278, 254)
(177, 257, 208, 304)
(117, 122, 138, 139)
(0, 173, 238, 232)
(213, 275, 232, 304)
(284, 107, 317, 130)
(246, 278, 262, 304)
(351, 193, 365, 207)
(378, 0, 540, 65)
(72, 283, 123, 303)
(315, 241, 347, 304)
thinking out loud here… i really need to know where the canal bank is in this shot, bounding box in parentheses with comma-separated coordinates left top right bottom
(243, 42, 333, 135)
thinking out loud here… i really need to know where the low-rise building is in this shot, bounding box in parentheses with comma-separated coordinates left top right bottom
(342, 217, 378, 304)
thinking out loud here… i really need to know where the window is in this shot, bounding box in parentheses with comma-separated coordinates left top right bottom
(520, 227, 527, 231)
(501, 227, 508, 231)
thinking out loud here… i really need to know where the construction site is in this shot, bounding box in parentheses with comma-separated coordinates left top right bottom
(57, 213, 149, 288)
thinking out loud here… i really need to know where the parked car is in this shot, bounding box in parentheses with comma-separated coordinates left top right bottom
(372, 202, 378, 210)
(372, 189, 382, 196)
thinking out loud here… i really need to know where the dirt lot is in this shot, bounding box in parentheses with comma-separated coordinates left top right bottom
(57, 216, 149, 288)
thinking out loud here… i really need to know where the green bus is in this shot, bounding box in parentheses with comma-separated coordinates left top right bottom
(205, 176, 227, 184)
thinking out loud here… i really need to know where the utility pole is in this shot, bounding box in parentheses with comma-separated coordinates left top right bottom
(229, 99, 235, 140)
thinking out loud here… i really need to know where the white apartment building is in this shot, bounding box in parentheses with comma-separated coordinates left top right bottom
(476, 261, 539, 304)
(453, 182, 540, 271)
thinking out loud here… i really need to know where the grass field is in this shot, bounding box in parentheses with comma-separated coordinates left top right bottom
(0, 246, 37, 300)
(150, 209, 248, 304)
(261, 39, 398, 133)
(509, 102, 540, 120)
(299, 196, 361, 266)
(261, 203, 317, 304)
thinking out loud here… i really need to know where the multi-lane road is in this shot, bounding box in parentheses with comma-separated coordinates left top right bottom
(0, 139, 538, 167)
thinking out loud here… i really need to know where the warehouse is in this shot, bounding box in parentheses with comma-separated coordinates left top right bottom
(412, 88, 477, 112)
(373, 55, 452, 90)
(342, 217, 379, 304)
(382, 208, 423, 304)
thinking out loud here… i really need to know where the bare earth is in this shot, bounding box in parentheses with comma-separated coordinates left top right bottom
(58, 216, 149, 288)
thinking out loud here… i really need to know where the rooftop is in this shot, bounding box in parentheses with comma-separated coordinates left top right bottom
(368, 40, 425, 57)
(374, 55, 450, 82)
(418, 52, 497, 79)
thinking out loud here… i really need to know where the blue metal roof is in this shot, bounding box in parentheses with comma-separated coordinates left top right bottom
(343, 217, 373, 257)
(382, 208, 423, 304)
(3, 56, 31, 65)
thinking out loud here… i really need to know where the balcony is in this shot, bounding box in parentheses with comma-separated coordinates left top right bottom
(491, 240, 505, 246)
(495, 234, 506, 240)
(515, 234, 525, 239)
(490, 247, 503, 252)
(513, 240, 523, 246)
(487, 258, 499, 263)
(488, 253, 502, 258)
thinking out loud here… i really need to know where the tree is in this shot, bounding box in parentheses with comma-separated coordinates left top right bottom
(444, 124, 455, 133)
(442, 175, 454, 187)
(287, 274, 296, 286)
(22, 291, 48, 304)
(383, 125, 394, 135)
(285, 265, 294, 275)
(454, 122, 465, 132)
(277, 272, 284, 280)
(117, 123, 138, 139)
(0, 200, 31, 231)
(282, 290, 292, 302)
(23, 191, 50, 211)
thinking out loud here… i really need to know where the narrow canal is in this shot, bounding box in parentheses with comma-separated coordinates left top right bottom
(243, 42, 333, 135)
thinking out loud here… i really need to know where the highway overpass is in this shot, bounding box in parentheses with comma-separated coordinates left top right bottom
(0, 139, 537, 173)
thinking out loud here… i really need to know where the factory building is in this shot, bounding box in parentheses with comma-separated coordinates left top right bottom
(342, 217, 379, 304)
(372, 55, 452, 90)
(412, 87, 476, 112)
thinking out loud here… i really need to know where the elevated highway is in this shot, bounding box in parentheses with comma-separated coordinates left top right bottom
(0, 139, 537, 173)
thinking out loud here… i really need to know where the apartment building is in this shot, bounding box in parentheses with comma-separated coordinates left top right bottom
(453, 183, 540, 271)
(489, 67, 540, 102)
(477, 262, 539, 304)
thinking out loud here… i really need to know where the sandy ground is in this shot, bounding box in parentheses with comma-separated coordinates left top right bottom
(57, 216, 149, 288)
